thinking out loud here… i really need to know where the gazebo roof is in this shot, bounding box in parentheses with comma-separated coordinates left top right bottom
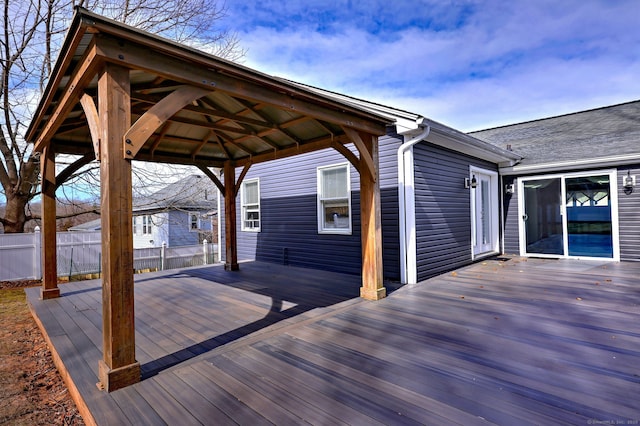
(26, 7, 390, 167)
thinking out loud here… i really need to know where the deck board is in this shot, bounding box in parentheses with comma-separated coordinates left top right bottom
(26, 258, 640, 425)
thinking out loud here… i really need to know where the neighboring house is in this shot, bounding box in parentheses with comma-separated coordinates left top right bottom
(222, 87, 521, 284)
(471, 100, 640, 263)
(71, 174, 218, 248)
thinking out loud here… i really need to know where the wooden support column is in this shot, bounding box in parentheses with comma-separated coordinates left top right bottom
(40, 144, 60, 299)
(97, 63, 140, 392)
(224, 161, 239, 271)
(358, 133, 386, 300)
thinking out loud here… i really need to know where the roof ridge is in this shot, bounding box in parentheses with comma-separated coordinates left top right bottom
(470, 98, 640, 133)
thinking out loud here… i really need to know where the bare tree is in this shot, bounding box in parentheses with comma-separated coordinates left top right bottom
(0, 0, 242, 232)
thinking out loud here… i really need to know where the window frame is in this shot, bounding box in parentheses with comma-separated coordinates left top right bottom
(137, 215, 152, 235)
(317, 163, 352, 235)
(189, 212, 199, 232)
(241, 178, 261, 232)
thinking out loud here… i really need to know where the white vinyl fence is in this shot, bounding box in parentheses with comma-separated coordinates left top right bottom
(0, 230, 218, 281)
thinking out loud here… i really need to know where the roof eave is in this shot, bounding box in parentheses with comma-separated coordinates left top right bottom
(499, 153, 640, 175)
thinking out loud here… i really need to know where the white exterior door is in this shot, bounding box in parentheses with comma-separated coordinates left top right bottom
(471, 168, 499, 258)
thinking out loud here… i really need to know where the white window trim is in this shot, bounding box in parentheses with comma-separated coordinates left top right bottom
(516, 168, 620, 261)
(241, 178, 261, 232)
(317, 163, 352, 235)
(141, 215, 153, 235)
(189, 212, 200, 232)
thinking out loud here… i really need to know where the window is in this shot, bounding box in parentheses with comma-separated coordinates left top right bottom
(241, 179, 260, 231)
(189, 213, 199, 231)
(317, 164, 351, 234)
(141, 215, 152, 235)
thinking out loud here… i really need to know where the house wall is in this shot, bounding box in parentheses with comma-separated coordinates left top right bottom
(502, 175, 520, 255)
(167, 210, 212, 247)
(133, 210, 213, 248)
(616, 165, 640, 261)
(221, 132, 403, 279)
(413, 142, 497, 281)
(500, 165, 640, 261)
(133, 212, 168, 249)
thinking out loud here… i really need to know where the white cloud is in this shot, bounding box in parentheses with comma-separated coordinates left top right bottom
(226, 0, 640, 131)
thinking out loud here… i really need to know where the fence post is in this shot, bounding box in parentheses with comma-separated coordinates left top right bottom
(161, 242, 166, 271)
(68, 246, 74, 281)
(34, 226, 42, 280)
(203, 239, 208, 265)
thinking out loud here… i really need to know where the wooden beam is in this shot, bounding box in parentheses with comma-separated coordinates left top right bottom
(234, 162, 252, 195)
(131, 92, 273, 128)
(167, 115, 253, 136)
(331, 141, 361, 174)
(235, 133, 350, 167)
(40, 145, 59, 300)
(79, 93, 101, 158)
(133, 152, 226, 168)
(94, 36, 387, 136)
(55, 152, 95, 190)
(149, 121, 171, 154)
(342, 127, 376, 182)
(123, 85, 213, 159)
(358, 134, 385, 300)
(197, 165, 225, 194)
(97, 63, 140, 392)
(223, 161, 239, 271)
(26, 21, 90, 144)
(34, 41, 102, 152)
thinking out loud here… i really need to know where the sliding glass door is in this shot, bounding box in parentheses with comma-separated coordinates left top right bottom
(522, 178, 563, 255)
(520, 171, 617, 259)
(565, 175, 613, 257)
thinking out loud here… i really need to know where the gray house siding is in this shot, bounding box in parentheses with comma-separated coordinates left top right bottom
(223, 132, 402, 279)
(413, 142, 497, 281)
(501, 176, 520, 255)
(616, 165, 639, 261)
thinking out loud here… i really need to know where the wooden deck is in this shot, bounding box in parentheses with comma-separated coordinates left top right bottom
(26, 258, 640, 425)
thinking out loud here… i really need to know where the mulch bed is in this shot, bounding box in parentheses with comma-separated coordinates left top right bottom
(0, 280, 84, 425)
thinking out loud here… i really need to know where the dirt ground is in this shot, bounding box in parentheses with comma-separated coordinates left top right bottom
(0, 280, 84, 425)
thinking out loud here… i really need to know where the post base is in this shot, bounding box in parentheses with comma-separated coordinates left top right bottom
(41, 287, 61, 300)
(360, 286, 386, 301)
(224, 262, 239, 271)
(98, 360, 140, 392)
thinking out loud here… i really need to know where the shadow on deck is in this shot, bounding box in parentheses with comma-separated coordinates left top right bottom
(25, 258, 640, 425)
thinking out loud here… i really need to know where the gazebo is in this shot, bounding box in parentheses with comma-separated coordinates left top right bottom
(26, 8, 390, 391)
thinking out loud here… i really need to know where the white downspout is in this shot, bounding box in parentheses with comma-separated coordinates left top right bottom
(398, 119, 430, 284)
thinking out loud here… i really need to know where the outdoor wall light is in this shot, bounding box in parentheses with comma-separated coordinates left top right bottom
(623, 170, 635, 195)
(465, 175, 477, 189)
(505, 183, 515, 194)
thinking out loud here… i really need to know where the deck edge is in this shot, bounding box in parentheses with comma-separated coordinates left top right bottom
(26, 293, 98, 426)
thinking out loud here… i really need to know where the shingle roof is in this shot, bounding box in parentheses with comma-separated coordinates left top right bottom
(470, 100, 640, 169)
(132, 174, 217, 213)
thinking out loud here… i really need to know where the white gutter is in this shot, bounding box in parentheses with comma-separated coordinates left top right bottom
(398, 118, 430, 284)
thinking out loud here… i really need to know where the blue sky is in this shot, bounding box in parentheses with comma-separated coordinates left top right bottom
(221, 0, 640, 131)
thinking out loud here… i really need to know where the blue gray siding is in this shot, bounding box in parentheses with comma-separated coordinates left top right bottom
(222, 132, 402, 279)
(502, 176, 520, 255)
(413, 142, 497, 281)
(167, 210, 210, 247)
(617, 165, 640, 261)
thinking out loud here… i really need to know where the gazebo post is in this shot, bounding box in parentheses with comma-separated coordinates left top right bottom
(40, 144, 60, 299)
(358, 133, 386, 300)
(97, 62, 140, 391)
(224, 160, 239, 271)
